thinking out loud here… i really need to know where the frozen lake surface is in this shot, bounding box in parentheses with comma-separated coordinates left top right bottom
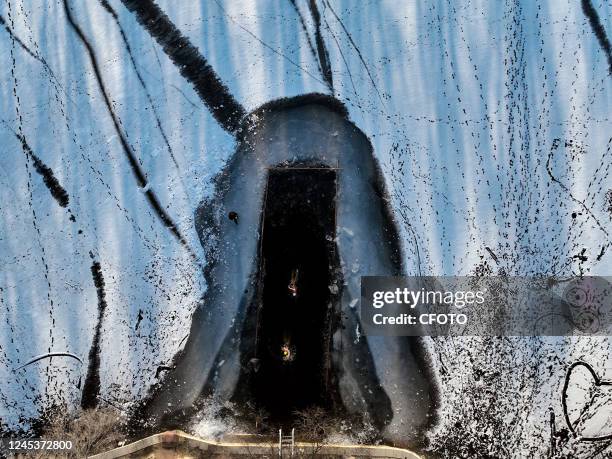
(0, 1, 611, 456)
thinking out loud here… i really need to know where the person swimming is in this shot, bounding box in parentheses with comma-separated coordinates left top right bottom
(288, 268, 299, 297)
(279, 330, 296, 363)
(280, 342, 292, 361)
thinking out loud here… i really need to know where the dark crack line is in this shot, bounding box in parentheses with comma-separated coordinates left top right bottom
(308, 0, 334, 91)
(323, 16, 358, 98)
(581, 0, 612, 75)
(288, 0, 321, 72)
(81, 260, 108, 409)
(63, 0, 200, 264)
(119, 0, 245, 133)
(0, 13, 72, 103)
(547, 140, 609, 238)
(14, 131, 69, 208)
(98, 0, 180, 170)
(2, 121, 70, 208)
(212, 0, 328, 89)
(323, 0, 385, 105)
(0, 14, 49, 72)
(169, 83, 199, 109)
(14, 353, 82, 371)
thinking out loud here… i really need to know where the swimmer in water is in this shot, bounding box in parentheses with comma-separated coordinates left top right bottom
(288, 268, 299, 297)
(280, 341, 295, 362)
(280, 330, 296, 362)
(281, 343, 291, 361)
